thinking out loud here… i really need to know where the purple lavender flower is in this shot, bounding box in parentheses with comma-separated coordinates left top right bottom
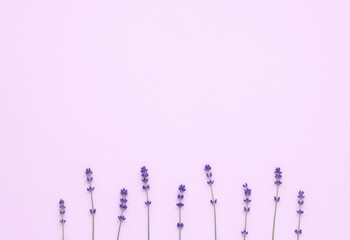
(274, 167, 282, 186)
(241, 230, 248, 237)
(177, 223, 184, 228)
(176, 202, 184, 207)
(295, 191, 305, 240)
(241, 183, 251, 239)
(272, 167, 282, 240)
(117, 188, 128, 240)
(141, 166, 151, 240)
(177, 184, 186, 240)
(86, 168, 95, 240)
(204, 164, 217, 240)
(59, 199, 66, 240)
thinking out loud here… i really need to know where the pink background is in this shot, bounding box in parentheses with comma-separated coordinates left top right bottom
(1, 0, 350, 239)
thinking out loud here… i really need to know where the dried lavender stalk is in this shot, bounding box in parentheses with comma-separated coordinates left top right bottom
(272, 167, 282, 240)
(177, 184, 186, 240)
(141, 166, 151, 240)
(86, 168, 96, 240)
(295, 191, 305, 240)
(205, 164, 217, 240)
(241, 183, 251, 239)
(59, 199, 66, 240)
(117, 188, 128, 240)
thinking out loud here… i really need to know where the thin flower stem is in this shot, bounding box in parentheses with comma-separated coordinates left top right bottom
(117, 210, 124, 240)
(179, 207, 182, 240)
(243, 202, 248, 240)
(62, 219, 64, 240)
(272, 185, 279, 240)
(297, 205, 301, 240)
(209, 176, 217, 240)
(146, 190, 150, 240)
(90, 182, 95, 240)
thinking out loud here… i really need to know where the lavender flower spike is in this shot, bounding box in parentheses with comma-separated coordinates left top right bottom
(59, 199, 66, 240)
(295, 191, 305, 240)
(141, 166, 151, 240)
(117, 188, 128, 240)
(177, 184, 186, 240)
(241, 183, 252, 240)
(86, 168, 96, 240)
(205, 164, 217, 240)
(272, 167, 282, 240)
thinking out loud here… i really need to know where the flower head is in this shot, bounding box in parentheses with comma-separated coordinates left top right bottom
(176, 184, 186, 208)
(204, 164, 217, 207)
(178, 184, 186, 192)
(121, 188, 128, 196)
(59, 199, 66, 214)
(204, 164, 212, 171)
(205, 164, 214, 185)
(59, 199, 66, 224)
(86, 168, 93, 182)
(141, 166, 150, 190)
(118, 188, 128, 220)
(297, 191, 305, 205)
(243, 183, 252, 206)
(274, 167, 282, 185)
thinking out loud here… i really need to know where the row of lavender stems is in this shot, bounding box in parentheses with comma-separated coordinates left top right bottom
(58, 166, 305, 240)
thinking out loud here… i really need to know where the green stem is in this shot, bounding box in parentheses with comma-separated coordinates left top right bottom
(90, 182, 95, 240)
(179, 206, 182, 240)
(272, 185, 279, 240)
(243, 202, 248, 240)
(117, 210, 124, 240)
(209, 176, 217, 240)
(146, 190, 150, 240)
(297, 205, 301, 240)
(61, 218, 64, 240)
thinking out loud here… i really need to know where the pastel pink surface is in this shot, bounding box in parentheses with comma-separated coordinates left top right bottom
(0, 0, 349, 239)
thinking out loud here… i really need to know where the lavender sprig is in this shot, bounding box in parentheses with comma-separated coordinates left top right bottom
(117, 188, 128, 240)
(295, 191, 305, 240)
(272, 167, 282, 240)
(59, 199, 66, 240)
(205, 164, 217, 240)
(141, 166, 151, 240)
(241, 183, 251, 240)
(86, 168, 96, 240)
(177, 185, 186, 240)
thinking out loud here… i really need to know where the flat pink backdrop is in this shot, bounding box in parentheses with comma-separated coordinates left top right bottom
(1, 0, 349, 239)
